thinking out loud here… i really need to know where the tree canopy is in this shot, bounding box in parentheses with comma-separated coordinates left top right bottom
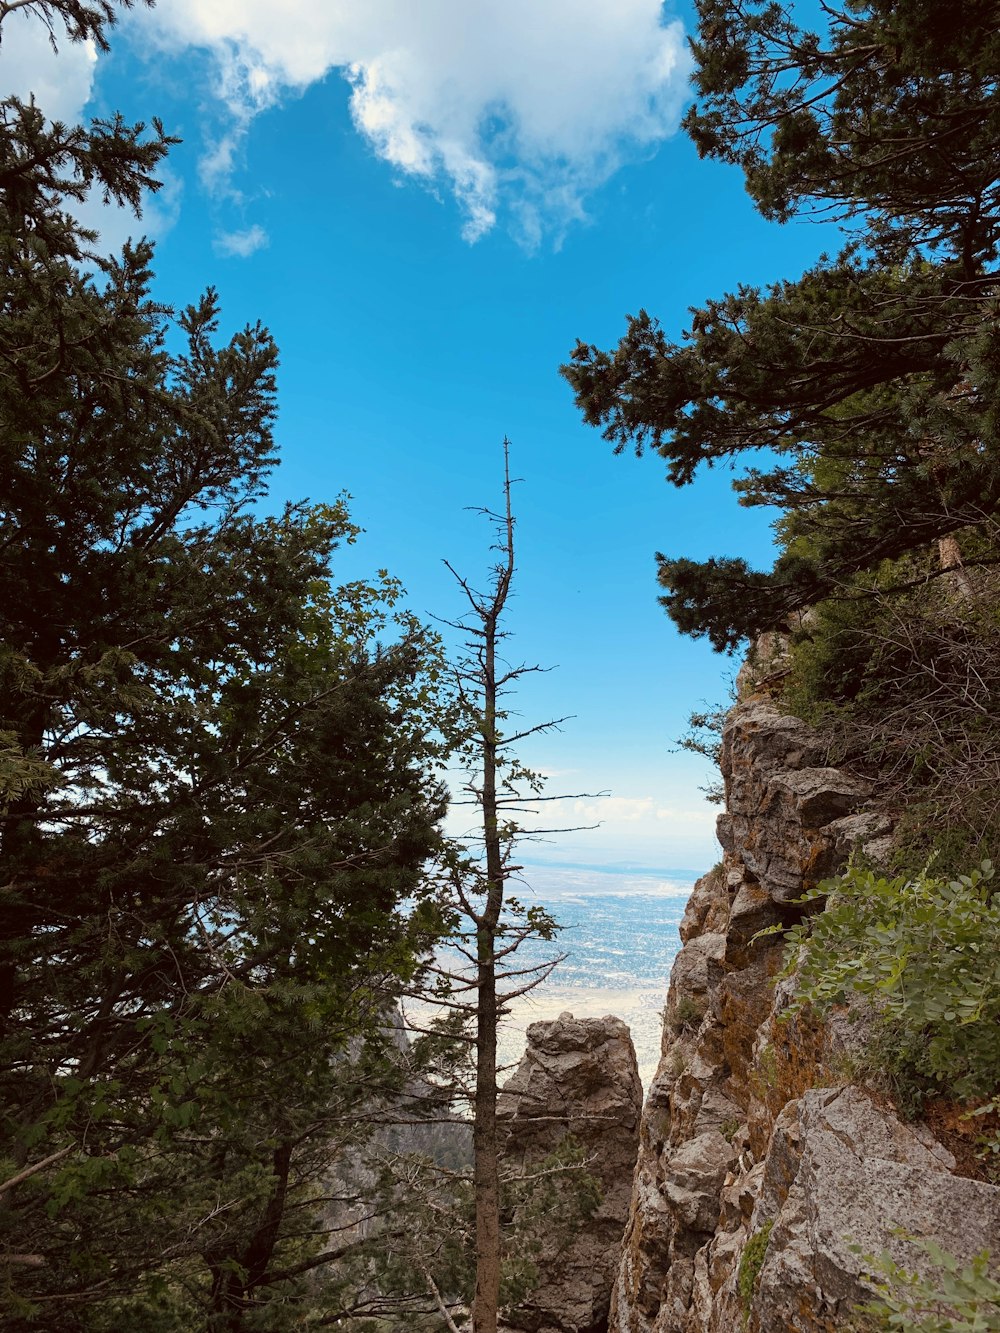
(0, 18, 453, 1326)
(563, 0, 1000, 651)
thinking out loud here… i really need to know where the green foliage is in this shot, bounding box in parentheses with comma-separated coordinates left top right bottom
(720, 1117, 741, 1144)
(674, 703, 729, 803)
(563, 3, 1000, 651)
(345, 1132, 600, 1330)
(778, 563, 1000, 876)
(780, 863, 1000, 1140)
(738, 1219, 773, 1321)
(0, 13, 457, 1325)
(854, 1239, 1000, 1332)
(754, 1044, 779, 1092)
(1, 0, 154, 54)
(0, 730, 58, 809)
(683, 0, 1000, 255)
(779, 576, 916, 725)
(968, 1100, 1000, 1166)
(670, 995, 707, 1034)
(501, 1136, 602, 1309)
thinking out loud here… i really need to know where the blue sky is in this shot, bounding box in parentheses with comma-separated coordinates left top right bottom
(1, 0, 844, 875)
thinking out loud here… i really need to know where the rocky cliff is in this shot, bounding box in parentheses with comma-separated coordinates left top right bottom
(610, 697, 1000, 1332)
(499, 1012, 642, 1333)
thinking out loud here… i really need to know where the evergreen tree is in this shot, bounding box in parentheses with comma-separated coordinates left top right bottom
(0, 10, 452, 1325)
(563, 0, 1000, 651)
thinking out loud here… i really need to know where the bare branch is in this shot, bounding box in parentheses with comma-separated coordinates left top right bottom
(0, 1146, 73, 1197)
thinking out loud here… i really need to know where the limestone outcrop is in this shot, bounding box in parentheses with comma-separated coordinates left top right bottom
(499, 1012, 642, 1333)
(610, 698, 1000, 1333)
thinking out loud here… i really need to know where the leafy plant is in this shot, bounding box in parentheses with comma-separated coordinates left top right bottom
(720, 1117, 742, 1144)
(749, 1044, 779, 1095)
(738, 1219, 773, 1321)
(776, 862, 1000, 1147)
(670, 995, 707, 1033)
(854, 1239, 1000, 1332)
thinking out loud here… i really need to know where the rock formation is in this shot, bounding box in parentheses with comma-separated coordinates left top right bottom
(610, 697, 1000, 1332)
(498, 1012, 642, 1333)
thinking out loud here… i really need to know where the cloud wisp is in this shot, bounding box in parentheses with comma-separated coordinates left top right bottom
(215, 223, 269, 258)
(0, 10, 97, 125)
(138, 0, 692, 245)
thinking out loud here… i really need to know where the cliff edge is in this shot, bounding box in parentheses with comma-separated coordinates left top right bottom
(611, 697, 1000, 1333)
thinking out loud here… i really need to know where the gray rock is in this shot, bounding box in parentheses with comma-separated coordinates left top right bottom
(735, 631, 793, 698)
(723, 877, 784, 968)
(499, 1012, 642, 1333)
(825, 810, 894, 865)
(603, 695, 976, 1333)
(746, 1087, 1000, 1332)
(668, 934, 727, 1005)
(678, 865, 731, 943)
(717, 701, 870, 902)
(662, 1132, 737, 1234)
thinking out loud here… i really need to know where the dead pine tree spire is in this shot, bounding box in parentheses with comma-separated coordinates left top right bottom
(429, 439, 603, 1333)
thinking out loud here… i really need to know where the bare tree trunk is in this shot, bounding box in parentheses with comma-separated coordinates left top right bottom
(471, 912, 500, 1333)
(438, 443, 589, 1327)
(469, 444, 514, 1333)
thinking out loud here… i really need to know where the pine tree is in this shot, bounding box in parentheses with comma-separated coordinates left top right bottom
(328, 449, 600, 1333)
(563, 0, 1000, 651)
(0, 9, 453, 1325)
(411, 444, 596, 1332)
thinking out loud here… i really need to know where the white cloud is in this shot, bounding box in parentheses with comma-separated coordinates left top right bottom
(215, 223, 269, 258)
(0, 9, 97, 123)
(135, 0, 692, 243)
(68, 169, 184, 256)
(566, 796, 716, 829)
(0, 12, 182, 253)
(580, 796, 656, 824)
(199, 131, 244, 196)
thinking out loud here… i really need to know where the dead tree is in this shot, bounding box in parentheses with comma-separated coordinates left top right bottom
(406, 440, 600, 1333)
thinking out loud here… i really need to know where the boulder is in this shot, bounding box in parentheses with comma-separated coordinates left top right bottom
(744, 1087, 1000, 1332)
(716, 700, 870, 901)
(499, 1012, 642, 1333)
(661, 1132, 736, 1234)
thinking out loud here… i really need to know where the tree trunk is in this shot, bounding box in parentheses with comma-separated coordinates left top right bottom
(469, 446, 514, 1333)
(471, 919, 501, 1333)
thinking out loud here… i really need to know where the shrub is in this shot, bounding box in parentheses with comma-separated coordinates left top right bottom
(738, 1220, 774, 1321)
(854, 1239, 1000, 1332)
(777, 862, 1000, 1139)
(780, 562, 1000, 876)
(670, 995, 707, 1033)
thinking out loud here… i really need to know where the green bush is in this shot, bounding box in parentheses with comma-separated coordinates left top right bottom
(778, 862, 1000, 1120)
(779, 561, 1000, 876)
(670, 995, 707, 1033)
(854, 1239, 1000, 1332)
